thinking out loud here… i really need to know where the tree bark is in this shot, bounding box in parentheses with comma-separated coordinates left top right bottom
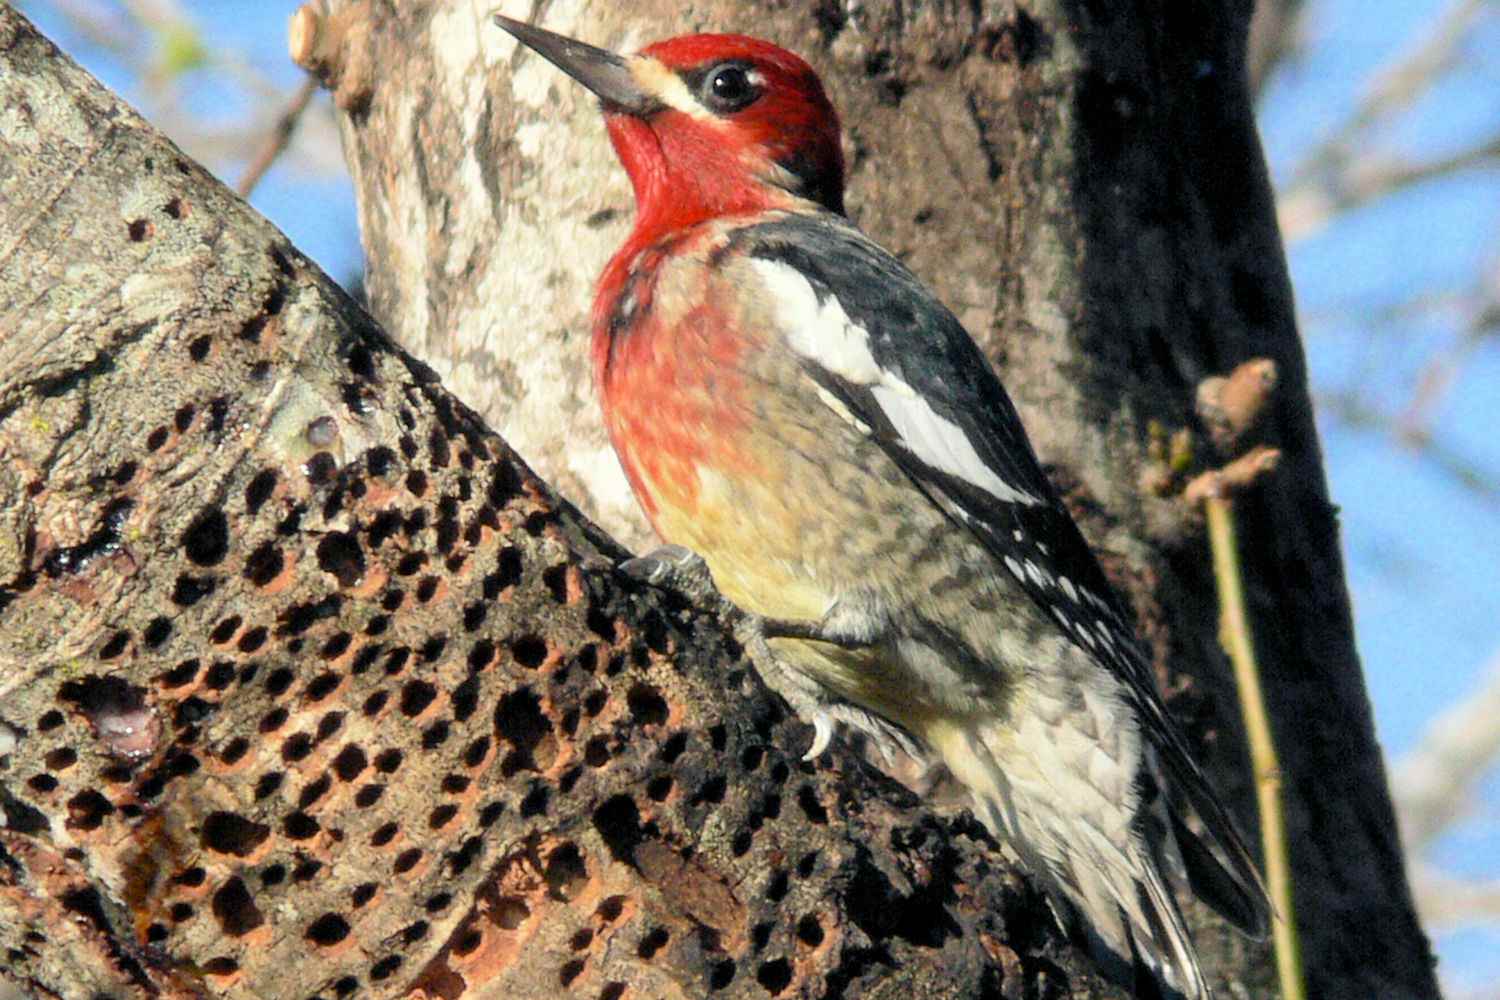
(0, 9, 1136, 1000)
(326, 1, 1441, 998)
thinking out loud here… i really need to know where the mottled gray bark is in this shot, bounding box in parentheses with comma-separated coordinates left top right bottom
(0, 8, 1126, 1000)
(328, 1, 1440, 998)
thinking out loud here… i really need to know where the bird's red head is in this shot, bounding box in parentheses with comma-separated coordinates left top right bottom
(616, 35, 844, 230)
(494, 18, 845, 245)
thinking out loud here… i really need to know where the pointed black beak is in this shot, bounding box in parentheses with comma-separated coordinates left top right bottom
(493, 15, 657, 116)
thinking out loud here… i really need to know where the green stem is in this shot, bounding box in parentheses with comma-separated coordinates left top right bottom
(1205, 495, 1307, 1000)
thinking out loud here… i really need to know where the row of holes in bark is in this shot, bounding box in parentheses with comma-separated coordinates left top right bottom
(132, 377, 517, 601)
(142, 791, 519, 984)
(63, 597, 620, 847)
(256, 665, 726, 995)
(39, 643, 705, 834)
(36, 685, 831, 997)
(296, 895, 634, 1000)
(116, 655, 640, 967)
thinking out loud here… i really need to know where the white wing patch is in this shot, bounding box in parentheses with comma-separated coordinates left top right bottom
(750, 257, 883, 384)
(750, 258, 1042, 507)
(868, 382, 1041, 506)
(812, 383, 870, 433)
(1004, 555, 1025, 583)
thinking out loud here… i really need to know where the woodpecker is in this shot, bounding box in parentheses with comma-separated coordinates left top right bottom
(494, 16, 1270, 998)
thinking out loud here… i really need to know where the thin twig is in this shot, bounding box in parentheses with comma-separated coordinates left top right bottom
(1398, 267, 1500, 439)
(1280, 131, 1500, 242)
(1182, 446, 1282, 506)
(1317, 390, 1500, 502)
(1399, 329, 1484, 444)
(236, 76, 319, 198)
(1247, 0, 1308, 100)
(49, 0, 139, 59)
(1285, 0, 1485, 190)
(1409, 862, 1500, 930)
(1205, 496, 1308, 1000)
(1277, 0, 1491, 242)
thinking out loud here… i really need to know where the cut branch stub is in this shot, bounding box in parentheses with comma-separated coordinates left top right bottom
(1183, 447, 1284, 506)
(287, 0, 375, 113)
(1196, 359, 1280, 455)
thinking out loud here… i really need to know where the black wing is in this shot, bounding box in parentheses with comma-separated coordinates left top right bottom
(739, 213, 1269, 934)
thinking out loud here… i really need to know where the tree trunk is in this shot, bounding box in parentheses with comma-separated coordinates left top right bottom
(326, 1, 1441, 998)
(0, 8, 1130, 999)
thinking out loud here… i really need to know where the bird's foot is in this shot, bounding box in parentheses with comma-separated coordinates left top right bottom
(620, 544, 871, 648)
(621, 545, 853, 760)
(619, 543, 723, 607)
(620, 545, 921, 766)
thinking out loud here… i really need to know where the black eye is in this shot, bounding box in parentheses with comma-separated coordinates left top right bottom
(701, 63, 759, 113)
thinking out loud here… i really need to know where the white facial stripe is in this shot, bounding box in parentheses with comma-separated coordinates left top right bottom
(750, 259, 1041, 508)
(629, 56, 714, 119)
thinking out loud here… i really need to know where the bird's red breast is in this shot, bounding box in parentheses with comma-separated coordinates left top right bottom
(590, 227, 766, 535)
(563, 30, 843, 540)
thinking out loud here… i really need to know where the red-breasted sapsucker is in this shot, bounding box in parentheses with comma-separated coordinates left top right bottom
(494, 16, 1270, 998)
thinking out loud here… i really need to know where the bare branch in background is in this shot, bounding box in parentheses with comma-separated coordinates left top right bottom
(1394, 650, 1500, 850)
(1279, 0, 1491, 242)
(48, 0, 135, 57)
(1290, 0, 1485, 176)
(236, 75, 319, 197)
(43, 0, 346, 185)
(1248, 0, 1308, 99)
(1280, 131, 1500, 241)
(1409, 863, 1500, 931)
(1398, 263, 1500, 440)
(1318, 389, 1500, 502)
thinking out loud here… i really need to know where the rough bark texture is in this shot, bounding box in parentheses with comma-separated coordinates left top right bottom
(0, 9, 1137, 1000)
(329, 1, 1441, 999)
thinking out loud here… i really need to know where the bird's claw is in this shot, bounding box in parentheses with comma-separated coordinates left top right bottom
(619, 544, 724, 607)
(622, 545, 765, 643)
(803, 712, 835, 761)
(620, 546, 855, 764)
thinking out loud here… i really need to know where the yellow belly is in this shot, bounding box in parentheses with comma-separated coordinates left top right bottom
(645, 465, 950, 733)
(649, 464, 829, 620)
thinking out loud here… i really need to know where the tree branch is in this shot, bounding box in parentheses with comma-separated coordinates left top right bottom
(1279, 131, 1500, 242)
(1278, 0, 1491, 241)
(236, 76, 320, 198)
(0, 9, 1112, 998)
(319, 2, 1441, 996)
(1247, 0, 1308, 100)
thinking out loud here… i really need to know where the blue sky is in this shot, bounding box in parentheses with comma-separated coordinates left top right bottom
(1260, 1, 1499, 992)
(1262, 0, 1498, 784)
(20, 1, 1500, 994)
